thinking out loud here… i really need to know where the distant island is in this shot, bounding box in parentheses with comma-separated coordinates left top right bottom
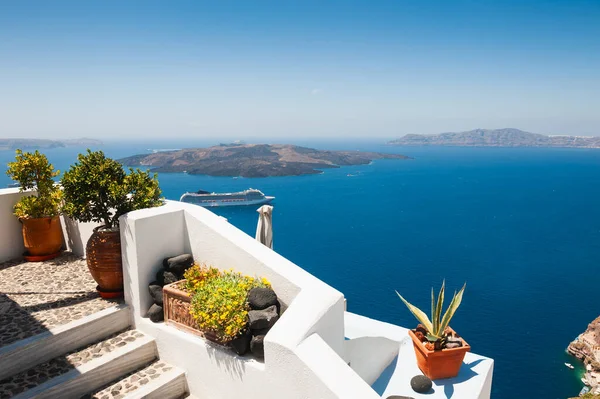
(388, 128, 600, 148)
(0, 138, 103, 151)
(119, 144, 410, 178)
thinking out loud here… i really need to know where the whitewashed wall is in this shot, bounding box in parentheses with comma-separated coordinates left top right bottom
(120, 201, 381, 399)
(61, 215, 100, 257)
(1, 190, 493, 398)
(0, 188, 98, 261)
(0, 188, 29, 262)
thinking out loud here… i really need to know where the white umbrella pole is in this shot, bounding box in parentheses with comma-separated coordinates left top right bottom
(256, 205, 274, 249)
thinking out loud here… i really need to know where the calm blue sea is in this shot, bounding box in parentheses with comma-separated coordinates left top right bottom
(2, 141, 600, 398)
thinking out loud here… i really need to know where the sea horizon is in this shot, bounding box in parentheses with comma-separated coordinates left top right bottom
(2, 141, 599, 398)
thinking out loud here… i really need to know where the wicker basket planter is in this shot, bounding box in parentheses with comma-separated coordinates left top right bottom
(163, 280, 231, 346)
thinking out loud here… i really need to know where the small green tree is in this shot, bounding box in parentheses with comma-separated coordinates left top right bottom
(61, 149, 162, 229)
(6, 149, 62, 219)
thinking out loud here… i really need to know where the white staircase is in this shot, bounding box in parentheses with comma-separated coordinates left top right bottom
(0, 305, 190, 399)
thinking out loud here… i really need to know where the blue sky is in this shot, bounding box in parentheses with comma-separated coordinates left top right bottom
(1, 1, 599, 140)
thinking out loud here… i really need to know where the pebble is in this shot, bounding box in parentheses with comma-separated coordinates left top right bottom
(410, 375, 433, 393)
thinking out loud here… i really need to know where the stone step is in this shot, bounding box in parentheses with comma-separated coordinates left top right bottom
(0, 329, 156, 399)
(84, 360, 188, 399)
(0, 305, 130, 381)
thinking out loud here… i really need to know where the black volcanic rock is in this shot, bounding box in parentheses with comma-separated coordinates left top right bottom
(248, 305, 278, 331)
(248, 287, 278, 310)
(230, 329, 252, 356)
(118, 144, 410, 178)
(156, 269, 179, 286)
(148, 282, 163, 305)
(147, 304, 164, 323)
(250, 335, 265, 358)
(163, 254, 194, 276)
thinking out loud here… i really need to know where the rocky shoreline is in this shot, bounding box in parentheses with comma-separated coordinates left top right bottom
(568, 316, 600, 395)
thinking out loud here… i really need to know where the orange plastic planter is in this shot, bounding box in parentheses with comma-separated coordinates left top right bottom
(21, 216, 63, 258)
(408, 328, 470, 380)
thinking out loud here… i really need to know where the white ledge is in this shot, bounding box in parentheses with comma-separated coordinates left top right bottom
(345, 312, 494, 399)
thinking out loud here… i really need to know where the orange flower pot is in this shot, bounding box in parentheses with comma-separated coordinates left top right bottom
(21, 216, 63, 259)
(408, 328, 470, 380)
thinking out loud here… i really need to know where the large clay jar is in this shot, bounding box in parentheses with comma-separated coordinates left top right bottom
(22, 216, 63, 261)
(86, 226, 123, 298)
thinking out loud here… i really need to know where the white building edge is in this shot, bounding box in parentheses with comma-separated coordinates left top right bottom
(0, 188, 494, 398)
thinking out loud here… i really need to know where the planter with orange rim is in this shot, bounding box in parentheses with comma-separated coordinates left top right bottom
(21, 216, 63, 261)
(408, 327, 470, 380)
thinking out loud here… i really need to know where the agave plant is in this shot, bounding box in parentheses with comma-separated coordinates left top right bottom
(396, 281, 466, 343)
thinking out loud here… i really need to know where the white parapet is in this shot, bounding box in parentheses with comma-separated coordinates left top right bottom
(0, 188, 29, 262)
(0, 187, 99, 260)
(345, 312, 494, 399)
(119, 200, 493, 399)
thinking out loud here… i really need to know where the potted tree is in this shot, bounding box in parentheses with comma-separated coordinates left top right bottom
(396, 281, 469, 380)
(6, 149, 64, 261)
(61, 149, 162, 298)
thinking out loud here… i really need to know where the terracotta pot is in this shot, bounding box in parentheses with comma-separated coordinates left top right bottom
(408, 328, 470, 380)
(86, 226, 123, 297)
(21, 216, 63, 258)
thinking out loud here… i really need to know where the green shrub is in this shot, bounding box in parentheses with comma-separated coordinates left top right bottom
(188, 268, 271, 341)
(183, 263, 222, 292)
(61, 149, 162, 228)
(6, 149, 62, 219)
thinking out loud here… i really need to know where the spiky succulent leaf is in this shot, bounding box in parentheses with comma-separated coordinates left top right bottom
(396, 291, 433, 334)
(426, 333, 441, 342)
(434, 280, 445, 335)
(431, 287, 435, 333)
(438, 283, 466, 334)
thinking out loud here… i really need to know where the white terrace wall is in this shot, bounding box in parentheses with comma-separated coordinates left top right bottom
(120, 201, 381, 399)
(0, 188, 29, 262)
(0, 188, 98, 261)
(61, 215, 100, 257)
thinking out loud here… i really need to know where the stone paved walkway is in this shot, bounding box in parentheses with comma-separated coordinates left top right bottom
(83, 360, 175, 399)
(0, 253, 120, 348)
(0, 329, 144, 398)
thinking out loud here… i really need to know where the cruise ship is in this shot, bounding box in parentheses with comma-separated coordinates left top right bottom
(179, 189, 275, 207)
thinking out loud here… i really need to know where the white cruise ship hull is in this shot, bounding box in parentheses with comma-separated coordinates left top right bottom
(179, 189, 275, 208)
(180, 196, 274, 207)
